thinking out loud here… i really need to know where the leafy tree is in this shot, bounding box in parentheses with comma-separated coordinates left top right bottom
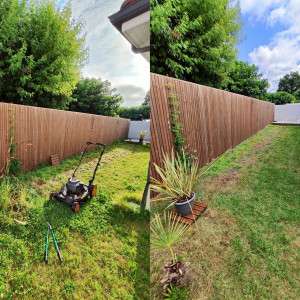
(119, 105, 150, 120)
(0, 0, 88, 109)
(224, 60, 269, 99)
(291, 88, 300, 103)
(151, 0, 242, 88)
(265, 92, 295, 105)
(69, 78, 123, 117)
(142, 90, 150, 105)
(277, 71, 300, 95)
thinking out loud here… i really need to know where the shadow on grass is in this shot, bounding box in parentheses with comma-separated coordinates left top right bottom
(106, 205, 150, 299)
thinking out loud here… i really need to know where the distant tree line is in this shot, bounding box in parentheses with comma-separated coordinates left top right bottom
(118, 90, 150, 120)
(69, 79, 150, 120)
(118, 105, 150, 120)
(224, 62, 300, 104)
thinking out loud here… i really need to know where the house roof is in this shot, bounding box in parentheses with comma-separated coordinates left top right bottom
(121, 0, 139, 9)
(108, 0, 150, 62)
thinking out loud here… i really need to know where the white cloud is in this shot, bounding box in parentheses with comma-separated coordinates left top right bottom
(240, 0, 300, 92)
(116, 84, 147, 107)
(59, 0, 149, 106)
(239, 0, 285, 19)
(267, 6, 286, 27)
(249, 38, 300, 91)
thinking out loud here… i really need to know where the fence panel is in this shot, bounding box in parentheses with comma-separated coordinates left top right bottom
(0, 102, 130, 172)
(150, 73, 275, 181)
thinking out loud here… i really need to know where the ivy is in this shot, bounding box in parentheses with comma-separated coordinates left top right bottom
(0, 106, 21, 179)
(166, 83, 195, 166)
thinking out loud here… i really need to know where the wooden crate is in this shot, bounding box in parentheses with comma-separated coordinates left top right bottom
(170, 201, 208, 225)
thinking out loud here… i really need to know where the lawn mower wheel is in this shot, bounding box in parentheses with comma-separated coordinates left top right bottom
(72, 202, 80, 213)
(89, 185, 97, 198)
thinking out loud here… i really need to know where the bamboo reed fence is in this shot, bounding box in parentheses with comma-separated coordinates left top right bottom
(150, 73, 275, 180)
(0, 102, 130, 172)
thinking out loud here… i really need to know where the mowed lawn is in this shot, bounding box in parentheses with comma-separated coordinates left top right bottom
(0, 142, 150, 299)
(151, 125, 300, 299)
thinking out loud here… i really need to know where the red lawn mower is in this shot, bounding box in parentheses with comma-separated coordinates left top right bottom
(50, 142, 106, 213)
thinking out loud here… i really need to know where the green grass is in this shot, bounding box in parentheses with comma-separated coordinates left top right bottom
(151, 125, 300, 299)
(0, 141, 150, 299)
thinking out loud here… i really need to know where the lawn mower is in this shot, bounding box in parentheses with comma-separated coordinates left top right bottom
(50, 142, 106, 213)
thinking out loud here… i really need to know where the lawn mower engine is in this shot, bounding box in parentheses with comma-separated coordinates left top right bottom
(50, 142, 105, 213)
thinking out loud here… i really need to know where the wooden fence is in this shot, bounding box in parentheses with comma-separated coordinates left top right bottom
(150, 73, 275, 180)
(0, 102, 130, 172)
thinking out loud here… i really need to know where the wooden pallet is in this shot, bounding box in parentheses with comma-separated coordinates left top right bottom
(51, 154, 60, 167)
(170, 201, 208, 225)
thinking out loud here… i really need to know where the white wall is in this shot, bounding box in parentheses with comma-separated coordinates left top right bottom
(128, 120, 150, 140)
(274, 104, 300, 122)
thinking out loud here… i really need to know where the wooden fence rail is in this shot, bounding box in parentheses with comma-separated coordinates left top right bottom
(0, 102, 130, 172)
(150, 73, 275, 180)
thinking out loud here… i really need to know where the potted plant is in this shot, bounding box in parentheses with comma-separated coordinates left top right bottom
(139, 130, 147, 143)
(151, 212, 190, 291)
(151, 150, 200, 216)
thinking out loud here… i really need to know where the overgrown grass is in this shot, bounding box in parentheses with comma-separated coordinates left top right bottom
(151, 125, 300, 299)
(0, 141, 150, 299)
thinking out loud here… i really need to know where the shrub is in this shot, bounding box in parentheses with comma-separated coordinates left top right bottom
(118, 105, 150, 120)
(265, 91, 295, 105)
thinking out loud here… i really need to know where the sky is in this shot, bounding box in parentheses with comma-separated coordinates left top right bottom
(237, 0, 300, 92)
(58, 0, 149, 107)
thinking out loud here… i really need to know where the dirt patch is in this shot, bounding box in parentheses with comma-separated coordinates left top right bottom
(35, 179, 46, 187)
(200, 172, 241, 194)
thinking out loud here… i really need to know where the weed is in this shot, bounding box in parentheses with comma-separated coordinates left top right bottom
(163, 285, 189, 300)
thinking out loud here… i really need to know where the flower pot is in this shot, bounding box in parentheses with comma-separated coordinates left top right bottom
(174, 192, 195, 216)
(139, 138, 143, 143)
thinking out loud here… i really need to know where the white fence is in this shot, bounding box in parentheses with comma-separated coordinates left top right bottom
(274, 104, 300, 122)
(128, 120, 150, 141)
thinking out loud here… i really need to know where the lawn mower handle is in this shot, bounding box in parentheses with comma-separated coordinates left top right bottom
(72, 142, 106, 178)
(89, 143, 106, 187)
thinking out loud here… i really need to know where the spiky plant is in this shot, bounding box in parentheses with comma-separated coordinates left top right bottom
(151, 150, 200, 202)
(151, 149, 227, 202)
(139, 130, 147, 139)
(151, 211, 188, 263)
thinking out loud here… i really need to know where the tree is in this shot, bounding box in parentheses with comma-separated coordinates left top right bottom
(0, 0, 88, 109)
(265, 92, 295, 105)
(151, 0, 242, 88)
(69, 78, 123, 117)
(142, 90, 150, 105)
(224, 61, 269, 99)
(277, 71, 300, 95)
(292, 89, 300, 103)
(119, 105, 150, 120)
(294, 89, 300, 100)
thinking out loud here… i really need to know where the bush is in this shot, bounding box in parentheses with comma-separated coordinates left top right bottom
(265, 92, 295, 105)
(119, 105, 150, 120)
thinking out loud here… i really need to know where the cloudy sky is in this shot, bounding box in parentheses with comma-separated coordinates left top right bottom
(58, 0, 149, 107)
(238, 0, 300, 92)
